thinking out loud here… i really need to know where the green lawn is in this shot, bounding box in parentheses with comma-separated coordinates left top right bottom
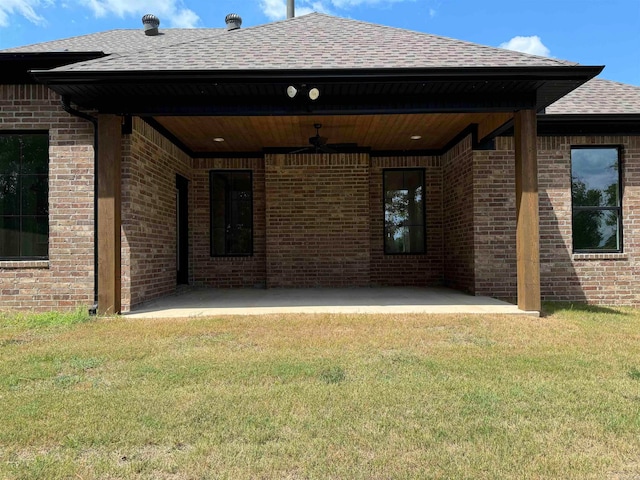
(1, 305, 639, 479)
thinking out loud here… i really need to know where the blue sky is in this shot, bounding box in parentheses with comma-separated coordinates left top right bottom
(0, 0, 638, 85)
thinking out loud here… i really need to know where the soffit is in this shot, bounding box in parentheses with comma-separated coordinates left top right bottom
(152, 112, 513, 154)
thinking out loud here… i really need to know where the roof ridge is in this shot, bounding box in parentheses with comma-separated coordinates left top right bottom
(97, 29, 225, 60)
(0, 29, 125, 52)
(0, 27, 224, 54)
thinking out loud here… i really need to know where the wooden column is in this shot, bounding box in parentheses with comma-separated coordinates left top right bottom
(514, 109, 541, 312)
(97, 115, 122, 314)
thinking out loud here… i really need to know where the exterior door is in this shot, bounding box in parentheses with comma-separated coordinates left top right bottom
(176, 175, 189, 285)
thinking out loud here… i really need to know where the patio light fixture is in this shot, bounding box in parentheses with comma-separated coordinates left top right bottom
(286, 84, 320, 101)
(286, 85, 298, 98)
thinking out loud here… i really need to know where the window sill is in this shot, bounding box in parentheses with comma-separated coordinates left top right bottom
(0, 260, 50, 269)
(572, 253, 628, 261)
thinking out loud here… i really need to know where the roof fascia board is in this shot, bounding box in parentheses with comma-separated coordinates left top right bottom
(31, 65, 604, 84)
(1, 52, 106, 84)
(480, 113, 640, 142)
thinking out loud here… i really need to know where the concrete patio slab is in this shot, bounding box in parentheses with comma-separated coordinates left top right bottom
(125, 287, 538, 318)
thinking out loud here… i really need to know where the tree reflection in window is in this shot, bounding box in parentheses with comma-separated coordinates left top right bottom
(0, 133, 49, 259)
(384, 169, 425, 254)
(571, 147, 621, 252)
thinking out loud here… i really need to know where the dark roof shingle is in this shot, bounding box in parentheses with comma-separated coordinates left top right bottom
(546, 78, 640, 114)
(0, 28, 223, 54)
(44, 13, 577, 73)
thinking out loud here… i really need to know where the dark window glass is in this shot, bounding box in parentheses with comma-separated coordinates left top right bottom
(0, 133, 49, 259)
(210, 171, 253, 256)
(571, 147, 621, 252)
(384, 169, 425, 254)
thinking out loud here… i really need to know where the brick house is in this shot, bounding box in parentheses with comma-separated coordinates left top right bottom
(0, 13, 638, 314)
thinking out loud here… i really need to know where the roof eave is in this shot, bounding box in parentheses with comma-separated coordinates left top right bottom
(537, 113, 640, 136)
(1, 52, 106, 84)
(487, 113, 640, 140)
(30, 64, 604, 115)
(31, 65, 604, 84)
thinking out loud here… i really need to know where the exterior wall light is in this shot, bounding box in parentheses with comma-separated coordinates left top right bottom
(410, 135, 422, 140)
(286, 85, 320, 100)
(308, 87, 320, 101)
(213, 137, 225, 142)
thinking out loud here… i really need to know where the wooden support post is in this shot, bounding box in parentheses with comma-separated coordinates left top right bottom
(514, 109, 541, 312)
(97, 115, 122, 314)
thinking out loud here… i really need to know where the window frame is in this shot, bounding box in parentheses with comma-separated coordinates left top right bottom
(382, 168, 427, 255)
(209, 170, 254, 257)
(570, 145, 623, 254)
(0, 131, 49, 261)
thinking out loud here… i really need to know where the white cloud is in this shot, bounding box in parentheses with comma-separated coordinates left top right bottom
(499, 35, 551, 57)
(0, 0, 52, 27)
(76, 0, 200, 27)
(260, 0, 412, 21)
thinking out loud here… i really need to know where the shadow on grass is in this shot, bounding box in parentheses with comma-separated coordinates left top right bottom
(542, 301, 629, 317)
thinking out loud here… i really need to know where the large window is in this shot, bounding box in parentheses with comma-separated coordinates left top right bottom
(384, 169, 425, 254)
(0, 133, 49, 259)
(210, 171, 253, 256)
(571, 147, 621, 252)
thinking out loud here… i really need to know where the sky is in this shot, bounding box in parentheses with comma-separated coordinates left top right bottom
(0, 0, 638, 85)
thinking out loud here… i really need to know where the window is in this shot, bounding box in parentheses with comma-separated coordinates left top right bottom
(571, 147, 621, 252)
(210, 170, 253, 256)
(384, 169, 425, 254)
(0, 133, 49, 259)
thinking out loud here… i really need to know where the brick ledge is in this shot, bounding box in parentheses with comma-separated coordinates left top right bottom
(0, 260, 50, 269)
(572, 253, 628, 261)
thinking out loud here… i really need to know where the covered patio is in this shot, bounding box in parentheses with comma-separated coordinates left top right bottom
(125, 287, 533, 318)
(30, 13, 602, 316)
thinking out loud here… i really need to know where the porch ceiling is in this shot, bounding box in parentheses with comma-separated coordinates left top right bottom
(151, 112, 514, 155)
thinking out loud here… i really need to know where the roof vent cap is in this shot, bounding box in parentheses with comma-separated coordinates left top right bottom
(225, 13, 242, 31)
(142, 14, 160, 36)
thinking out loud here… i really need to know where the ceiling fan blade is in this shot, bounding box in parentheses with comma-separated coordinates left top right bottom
(319, 145, 337, 154)
(288, 146, 311, 154)
(327, 142, 358, 148)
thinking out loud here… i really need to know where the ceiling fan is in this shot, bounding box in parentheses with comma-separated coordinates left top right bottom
(289, 123, 357, 154)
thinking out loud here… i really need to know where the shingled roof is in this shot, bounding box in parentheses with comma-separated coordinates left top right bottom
(0, 28, 223, 55)
(42, 13, 577, 73)
(546, 78, 640, 115)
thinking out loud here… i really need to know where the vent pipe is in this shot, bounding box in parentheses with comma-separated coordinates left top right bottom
(287, 0, 294, 18)
(142, 14, 160, 36)
(225, 13, 242, 30)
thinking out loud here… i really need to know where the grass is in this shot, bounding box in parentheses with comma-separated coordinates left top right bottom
(1, 305, 640, 479)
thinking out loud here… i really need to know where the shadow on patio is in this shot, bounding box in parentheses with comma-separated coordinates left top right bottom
(125, 287, 535, 318)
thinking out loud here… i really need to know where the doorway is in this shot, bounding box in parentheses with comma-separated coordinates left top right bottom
(176, 175, 189, 285)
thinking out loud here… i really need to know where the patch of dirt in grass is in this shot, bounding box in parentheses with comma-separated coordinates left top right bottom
(0, 337, 31, 347)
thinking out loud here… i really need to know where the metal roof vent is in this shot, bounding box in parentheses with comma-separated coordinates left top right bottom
(142, 14, 160, 36)
(225, 13, 242, 31)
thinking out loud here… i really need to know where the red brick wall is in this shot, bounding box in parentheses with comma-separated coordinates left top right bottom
(442, 135, 475, 293)
(0, 85, 95, 311)
(370, 156, 443, 286)
(191, 157, 266, 288)
(121, 118, 192, 311)
(265, 153, 370, 287)
(472, 145, 517, 301)
(475, 135, 640, 306)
